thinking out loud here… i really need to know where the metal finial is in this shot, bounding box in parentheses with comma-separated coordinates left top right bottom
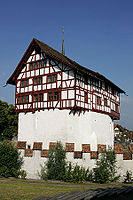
(62, 26, 65, 55)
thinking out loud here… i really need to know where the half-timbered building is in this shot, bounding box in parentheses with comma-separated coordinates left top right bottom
(7, 38, 125, 178)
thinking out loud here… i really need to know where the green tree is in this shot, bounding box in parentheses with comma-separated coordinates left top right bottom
(0, 100, 18, 141)
(0, 141, 23, 177)
(93, 147, 120, 183)
(46, 141, 66, 180)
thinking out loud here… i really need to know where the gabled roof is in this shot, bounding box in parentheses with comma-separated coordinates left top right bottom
(7, 38, 125, 93)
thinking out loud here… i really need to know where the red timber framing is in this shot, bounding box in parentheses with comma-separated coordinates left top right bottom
(7, 38, 125, 120)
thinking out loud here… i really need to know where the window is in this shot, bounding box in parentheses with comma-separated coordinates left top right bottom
(17, 95, 29, 104)
(38, 77, 42, 84)
(21, 80, 25, 87)
(34, 77, 42, 85)
(48, 92, 59, 101)
(33, 94, 43, 102)
(39, 94, 43, 101)
(84, 92, 88, 103)
(22, 96, 25, 103)
(33, 94, 38, 102)
(53, 74, 57, 82)
(21, 79, 29, 87)
(47, 74, 57, 83)
(30, 63, 33, 70)
(104, 98, 108, 106)
(43, 59, 47, 67)
(34, 78, 38, 85)
(34, 62, 37, 69)
(47, 75, 52, 83)
(48, 92, 53, 100)
(115, 104, 119, 113)
(38, 61, 42, 68)
(54, 92, 59, 100)
(25, 79, 28, 87)
(25, 95, 29, 103)
(97, 96, 101, 105)
(18, 96, 21, 104)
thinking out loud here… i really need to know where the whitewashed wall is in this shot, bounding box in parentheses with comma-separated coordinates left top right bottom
(18, 109, 114, 179)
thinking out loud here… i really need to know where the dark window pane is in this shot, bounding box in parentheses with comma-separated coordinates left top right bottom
(34, 62, 37, 69)
(104, 98, 107, 106)
(53, 74, 57, 82)
(85, 92, 88, 103)
(48, 92, 53, 100)
(21, 80, 24, 87)
(38, 77, 42, 84)
(43, 59, 47, 67)
(30, 63, 33, 70)
(38, 61, 42, 68)
(39, 94, 43, 101)
(54, 92, 59, 100)
(97, 96, 101, 105)
(25, 79, 28, 87)
(18, 96, 21, 104)
(22, 96, 25, 103)
(34, 78, 38, 85)
(25, 96, 29, 103)
(48, 75, 52, 83)
(33, 94, 38, 102)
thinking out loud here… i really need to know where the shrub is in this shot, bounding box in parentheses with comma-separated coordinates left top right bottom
(46, 141, 66, 180)
(40, 141, 93, 183)
(19, 170, 27, 179)
(0, 141, 23, 178)
(93, 147, 120, 183)
(123, 171, 132, 183)
(64, 163, 93, 183)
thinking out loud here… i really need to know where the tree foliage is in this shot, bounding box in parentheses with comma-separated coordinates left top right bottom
(0, 141, 23, 177)
(0, 100, 18, 141)
(64, 163, 93, 183)
(93, 147, 120, 183)
(46, 141, 67, 180)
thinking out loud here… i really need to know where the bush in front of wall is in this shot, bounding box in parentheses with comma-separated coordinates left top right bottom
(93, 147, 120, 184)
(123, 171, 133, 183)
(64, 162, 93, 183)
(0, 141, 23, 178)
(39, 141, 93, 183)
(46, 141, 67, 180)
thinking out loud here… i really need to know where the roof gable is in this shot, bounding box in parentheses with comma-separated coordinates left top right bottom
(6, 38, 125, 93)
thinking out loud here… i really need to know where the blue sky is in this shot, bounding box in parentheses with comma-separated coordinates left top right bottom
(0, 0, 133, 130)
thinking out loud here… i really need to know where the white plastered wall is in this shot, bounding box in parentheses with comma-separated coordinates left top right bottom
(18, 109, 114, 179)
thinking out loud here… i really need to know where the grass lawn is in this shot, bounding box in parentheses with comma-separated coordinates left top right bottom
(0, 178, 133, 200)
